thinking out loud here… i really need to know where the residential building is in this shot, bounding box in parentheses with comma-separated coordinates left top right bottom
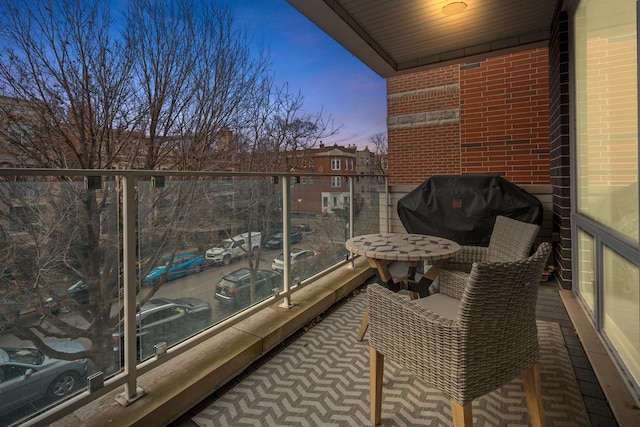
(289, 142, 357, 214)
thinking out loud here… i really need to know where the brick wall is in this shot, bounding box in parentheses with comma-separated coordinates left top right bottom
(387, 66, 461, 183)
(387, 47, 551, 187)
(386, 46, 555, 269)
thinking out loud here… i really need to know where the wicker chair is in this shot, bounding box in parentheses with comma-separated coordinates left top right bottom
(434, 215, 540, 299)
(367, 242, 552, 427)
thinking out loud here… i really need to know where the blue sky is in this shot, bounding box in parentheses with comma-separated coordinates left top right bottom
(230, 0, 387, 149)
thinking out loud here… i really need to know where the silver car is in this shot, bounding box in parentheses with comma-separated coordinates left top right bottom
(112, 297, 212, 362)
(0, 341, 88, 414)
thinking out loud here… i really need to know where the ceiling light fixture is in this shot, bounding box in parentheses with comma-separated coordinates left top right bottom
(442, 2, 467, 16)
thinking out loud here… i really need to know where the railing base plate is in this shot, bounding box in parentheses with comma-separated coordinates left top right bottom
(115, 386, 147, 406)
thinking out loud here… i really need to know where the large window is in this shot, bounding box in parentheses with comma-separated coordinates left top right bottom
(575, 0, 638, 243)
(574, 0, 639, 396)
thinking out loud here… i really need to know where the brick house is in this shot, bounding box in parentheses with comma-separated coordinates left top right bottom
(289, 142, 357, 214)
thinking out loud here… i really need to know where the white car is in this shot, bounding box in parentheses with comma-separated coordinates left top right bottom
(206, 232, 261, 265)
(271, 248, 316, 275)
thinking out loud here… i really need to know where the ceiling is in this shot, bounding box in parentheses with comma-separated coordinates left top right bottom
(286, 0, 564, 78)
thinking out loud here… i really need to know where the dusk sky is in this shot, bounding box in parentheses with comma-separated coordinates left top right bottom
(230, 0, 388, 150)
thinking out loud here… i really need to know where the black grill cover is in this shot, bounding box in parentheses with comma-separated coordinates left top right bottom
(397, 175, 543, 246)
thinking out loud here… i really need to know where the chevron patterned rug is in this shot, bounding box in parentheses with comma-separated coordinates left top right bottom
(193, 292, 590, 426)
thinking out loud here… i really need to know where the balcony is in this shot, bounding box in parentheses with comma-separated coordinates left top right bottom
(0, 169, 631, 426)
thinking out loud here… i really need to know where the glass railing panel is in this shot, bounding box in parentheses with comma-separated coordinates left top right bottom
(131, 175, 285, 363)
(211, 176, 285, 313)
(285, 175, 351, 283)
(0, 178, 120, 424)
(353, 176, 385, 235)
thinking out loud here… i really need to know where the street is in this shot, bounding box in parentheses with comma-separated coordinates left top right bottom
(0, 248, 284, 349)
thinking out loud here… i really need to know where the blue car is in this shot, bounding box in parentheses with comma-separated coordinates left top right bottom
(144, 253, 206, 286)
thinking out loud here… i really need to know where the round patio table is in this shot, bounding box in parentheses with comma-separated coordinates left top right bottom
(346, 233, 460, 341)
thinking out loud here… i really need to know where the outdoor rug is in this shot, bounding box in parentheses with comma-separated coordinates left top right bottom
(193, 292, 590, 426)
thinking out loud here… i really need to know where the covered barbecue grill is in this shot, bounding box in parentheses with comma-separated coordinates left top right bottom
(397, 175, 543, 246)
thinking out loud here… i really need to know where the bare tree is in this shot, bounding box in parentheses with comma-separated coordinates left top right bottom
(0, 0, 337, 375)
(369, 132, 388, 174)
(0, 0, 136, 169)
(221, 76, 337, 296)
(0, 0, 138, 372)
(123, 0, 273, 171)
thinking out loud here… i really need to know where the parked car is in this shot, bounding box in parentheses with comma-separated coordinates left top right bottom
(271, 248, 316, 274)
(214, 268, 283, 307)
(264, 231, 303, 250)
(67, 266, 123, 305)
(205, 232, 261, 265)
(144, 253, 206, 286)
(0, 341, 88, 414)
(112, 297, 212, 362)
(67, 281, 90, 305)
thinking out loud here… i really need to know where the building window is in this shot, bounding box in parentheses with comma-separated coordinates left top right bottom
(331, 158, 340, 170)
(575, 0, 638, 242)
(574, 0, 639, 394)
(323, 196, 328, 207)
(331, 176, 341, 187)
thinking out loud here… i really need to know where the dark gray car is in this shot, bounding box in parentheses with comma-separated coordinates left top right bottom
(215, 268, 283, 307)
(264, 231, 303, 250)
(112, 297, 212, 363)
(0, 341, 88, 414)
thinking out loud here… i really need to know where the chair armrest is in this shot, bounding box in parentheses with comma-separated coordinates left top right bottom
(445, 245, 489, 273)
(438, 269, 468, 299)
(367, 284, 463, 390)
(437, 246, 485, 299)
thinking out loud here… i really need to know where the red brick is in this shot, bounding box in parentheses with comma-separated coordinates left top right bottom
(388, 47, 550, 185)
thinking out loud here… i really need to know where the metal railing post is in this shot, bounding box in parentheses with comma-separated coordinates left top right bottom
(115, 174, 146, 405)
(281, 175, 292, 308)
(385, 176, 390, 233)
(349, 176, 355, 240)
(348, 176, 356, 268)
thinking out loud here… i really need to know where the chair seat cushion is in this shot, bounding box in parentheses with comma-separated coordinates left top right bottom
(411, 293, 460, 320)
